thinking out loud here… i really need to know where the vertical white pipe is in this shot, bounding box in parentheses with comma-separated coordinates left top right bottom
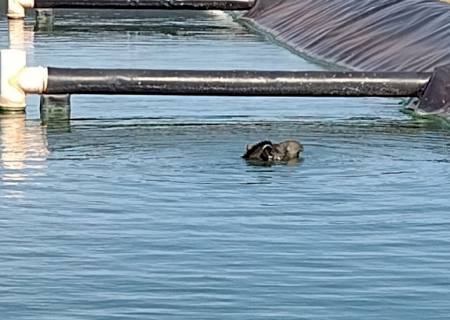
(8, 0, 35, 19)
(8, 19, 35, 50)
(0, 49, 27, 111)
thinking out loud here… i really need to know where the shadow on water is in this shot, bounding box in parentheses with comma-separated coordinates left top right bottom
(244, 158, 302, 168)
(401, 107, 450, 130)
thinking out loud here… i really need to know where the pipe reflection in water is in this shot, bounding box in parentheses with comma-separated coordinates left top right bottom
(40, 94, 72, 133)
(8, 19, 35, 50)
(35, 9, 55, 31)
(0, 113, 49, 199)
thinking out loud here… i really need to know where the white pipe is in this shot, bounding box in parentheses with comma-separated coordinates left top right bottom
(0, 49, 48, 112)
(8, 0, 35, 19)
(0, 49, 27, 110)
(8, 20, 35, 51)
(17, 67, 48, 94)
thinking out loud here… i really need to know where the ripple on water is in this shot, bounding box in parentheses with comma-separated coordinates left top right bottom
(1, 9, 450, 320)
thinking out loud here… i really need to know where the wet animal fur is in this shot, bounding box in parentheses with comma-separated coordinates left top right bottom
(242, 140, 304, 162)
(242, 140, 273, 161)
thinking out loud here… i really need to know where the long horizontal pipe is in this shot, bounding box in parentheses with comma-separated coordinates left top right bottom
(45, 68, 431, 97)
(34, 0, 255, 10)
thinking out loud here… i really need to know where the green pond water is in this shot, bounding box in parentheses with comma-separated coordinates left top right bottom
(1, 9, 450, 320)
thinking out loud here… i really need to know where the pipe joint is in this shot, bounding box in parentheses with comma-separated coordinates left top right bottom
(17, 67, 48, 94)
(8, 0, 35, 19)
(0, 49, 47, 112)
(0, 49, 27, 111)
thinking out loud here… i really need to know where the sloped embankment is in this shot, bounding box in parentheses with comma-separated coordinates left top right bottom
(243, 0, 450, 72)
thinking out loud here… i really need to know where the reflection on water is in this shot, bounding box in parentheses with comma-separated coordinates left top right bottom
(0, 114, 48, 198)
(30, 10, 248, 40)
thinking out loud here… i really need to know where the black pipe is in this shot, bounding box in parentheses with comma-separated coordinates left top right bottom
(46, 68, 431, 97)
(35, 0, 255, 10)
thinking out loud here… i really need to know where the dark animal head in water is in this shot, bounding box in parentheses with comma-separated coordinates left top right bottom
(242, 140, 274, 161)
(242, 140, 304, 162)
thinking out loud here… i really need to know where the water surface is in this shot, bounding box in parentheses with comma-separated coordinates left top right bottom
(1, 9, 450, 320)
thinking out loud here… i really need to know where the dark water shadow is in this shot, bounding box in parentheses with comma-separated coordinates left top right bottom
(401, 107, 450, 130)
(244, 158, 303, 167)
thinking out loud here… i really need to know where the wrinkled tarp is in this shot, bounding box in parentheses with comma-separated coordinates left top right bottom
(415, 65, 450, 117)
(243, 0, 450, 72)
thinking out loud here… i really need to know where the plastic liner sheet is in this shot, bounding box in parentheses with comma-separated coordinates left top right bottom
(243, 0, 450, 72)
(415, 65, 450, 117)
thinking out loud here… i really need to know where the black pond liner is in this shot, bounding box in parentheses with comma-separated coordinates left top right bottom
(243, 0, 450, 73)
(242, 0, 450, 120)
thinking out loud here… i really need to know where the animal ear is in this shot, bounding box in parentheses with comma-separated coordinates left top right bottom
(246, 144, 252, 151)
